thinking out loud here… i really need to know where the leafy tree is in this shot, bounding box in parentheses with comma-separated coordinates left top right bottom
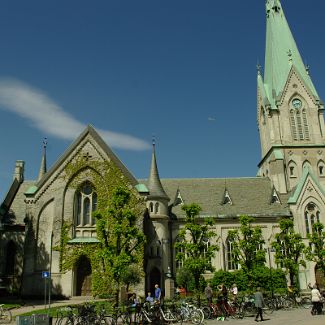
(227, 215, 266, 275)
(176, 267, 194, 293)
(305, 222, 325, 278)
(272, 218, 305, 288)
(120, 264, 144, 293)
(175, 203, 219, 297)
(94, 186, 146, 306)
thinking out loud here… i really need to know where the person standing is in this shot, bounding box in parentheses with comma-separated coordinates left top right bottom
(254, 287, 265, 322)
(154, 284, 161, 302)
(311, 284, 322, 315)
(146, 292, 154, 305)
(205, 283, 213, 305)
(231, 283, 238, 302)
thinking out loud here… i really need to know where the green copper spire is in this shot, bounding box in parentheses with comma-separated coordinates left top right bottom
(264, 0, 319, 107)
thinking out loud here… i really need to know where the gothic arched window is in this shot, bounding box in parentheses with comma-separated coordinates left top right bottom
(154, 202, 159, 214)
(304, 202, 320, 235)
(175, 237, 185, 269)
(289, 98, 310, 141)
(226, 237, 238, 271)
(318, 160, 325, 177)
(149, 202, 154, 213)
(288, 161, 297, 178)
(75, 182, 97, 227)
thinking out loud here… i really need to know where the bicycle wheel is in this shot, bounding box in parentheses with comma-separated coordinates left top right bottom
(0, 309, 12, 324)
(190, 309, 204, 324)
(120, 312, 131, 325)
(301, 297, 312, 309)
(164, 309, 183, 324)
(201, 306, 211, 320)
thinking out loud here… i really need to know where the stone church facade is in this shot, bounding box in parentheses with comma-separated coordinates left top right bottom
(0, 0, 324, 297)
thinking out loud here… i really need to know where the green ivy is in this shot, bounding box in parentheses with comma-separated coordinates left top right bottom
(56, 155, 146, 296)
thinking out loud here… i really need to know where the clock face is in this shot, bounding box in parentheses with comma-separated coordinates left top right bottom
(292, 98, 302, 109)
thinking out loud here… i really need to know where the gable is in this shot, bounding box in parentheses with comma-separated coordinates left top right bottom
(31, 125, 138, 201)
(288, 167, 325, 207)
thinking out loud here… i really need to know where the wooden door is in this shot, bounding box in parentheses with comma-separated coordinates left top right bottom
(76, 256, 92, 296)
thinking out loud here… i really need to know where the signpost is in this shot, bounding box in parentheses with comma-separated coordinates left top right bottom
(42, 271, 50, 310)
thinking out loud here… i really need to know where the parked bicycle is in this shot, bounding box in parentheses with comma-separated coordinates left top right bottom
(0, 304, 12, 324)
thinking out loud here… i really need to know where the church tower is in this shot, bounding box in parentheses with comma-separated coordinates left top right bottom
(257, 0, 325, 193)
(145, 141, 172, 294)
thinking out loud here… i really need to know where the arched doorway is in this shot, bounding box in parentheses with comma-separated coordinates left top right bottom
(75, 256, 92, 296)
(149, 267, 161, 296)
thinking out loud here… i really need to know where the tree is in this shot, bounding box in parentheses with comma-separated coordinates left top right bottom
(176, 267, 194, 293)
(94, 186, 146, 306)
(120, 264, 143, 293)
(175, 203, 219, 297)
(227, 215, 265, 275)
(272, 218, 305, 288)
(305, 222, 325, 278)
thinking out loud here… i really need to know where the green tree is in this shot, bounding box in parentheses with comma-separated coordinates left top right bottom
(175, 203, 219, 298)
(272, 218, 305, 288)
(120, 264, 143, 293)
(176, 267, 194, 293)
(227, 215, 266, 276)
(94, 186, 146, 306)
(305, 222, 325, 279)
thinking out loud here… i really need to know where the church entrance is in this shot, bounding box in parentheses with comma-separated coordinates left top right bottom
(149, 267, 161, 297)
(75, 256, 92, 296)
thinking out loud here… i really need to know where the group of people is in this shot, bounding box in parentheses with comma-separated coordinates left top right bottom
(129, 283, 162, 308)
(204, 282, 238, 304)
(204, 283, 265, 322)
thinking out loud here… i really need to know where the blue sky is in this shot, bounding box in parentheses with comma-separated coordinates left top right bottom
(0, 0, 325, 200)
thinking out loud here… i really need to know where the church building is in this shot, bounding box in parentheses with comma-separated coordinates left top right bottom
(0, 0, 324, 297)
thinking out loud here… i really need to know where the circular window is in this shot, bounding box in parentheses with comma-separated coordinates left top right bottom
(292, 98, 302, 109)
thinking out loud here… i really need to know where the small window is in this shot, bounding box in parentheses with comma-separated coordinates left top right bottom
(288, 161, 297, 178)
(149, 202, 154, 213)
(222, 190, 232, 205)
(318, 160, 325, 177)
(154, 202, 159, 214)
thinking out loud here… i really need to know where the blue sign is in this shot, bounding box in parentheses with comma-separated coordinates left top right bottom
(42, 271, 50, 278)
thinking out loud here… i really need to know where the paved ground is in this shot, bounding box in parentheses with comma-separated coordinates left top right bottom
(4, 299, 325, 324)
(204, 308, 324, 325)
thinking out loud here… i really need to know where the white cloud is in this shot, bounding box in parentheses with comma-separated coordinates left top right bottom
(0, 79, 149, 150)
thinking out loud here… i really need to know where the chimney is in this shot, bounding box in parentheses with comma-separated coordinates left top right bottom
(13, 160, 25, 183)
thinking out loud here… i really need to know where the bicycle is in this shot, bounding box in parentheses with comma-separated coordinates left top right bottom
(106, 306, 131, 325)
(0, 304, 12, 324)
(55, 306, 78, 325)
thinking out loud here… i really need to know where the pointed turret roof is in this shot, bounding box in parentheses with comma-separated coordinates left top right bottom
(147, 141, 169, 201)
(37, 138, 47, 181)
(263, 0, 319, 107)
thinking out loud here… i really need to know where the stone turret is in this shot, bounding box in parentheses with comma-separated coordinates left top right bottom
(13, 160, 24, 183)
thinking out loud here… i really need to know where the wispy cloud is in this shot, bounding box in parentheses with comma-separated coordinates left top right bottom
(0, 79, 150, 150)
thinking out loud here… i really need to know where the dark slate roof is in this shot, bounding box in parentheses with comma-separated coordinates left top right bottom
(147, 144, 169, 200)
(141, 177, 291, 218)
